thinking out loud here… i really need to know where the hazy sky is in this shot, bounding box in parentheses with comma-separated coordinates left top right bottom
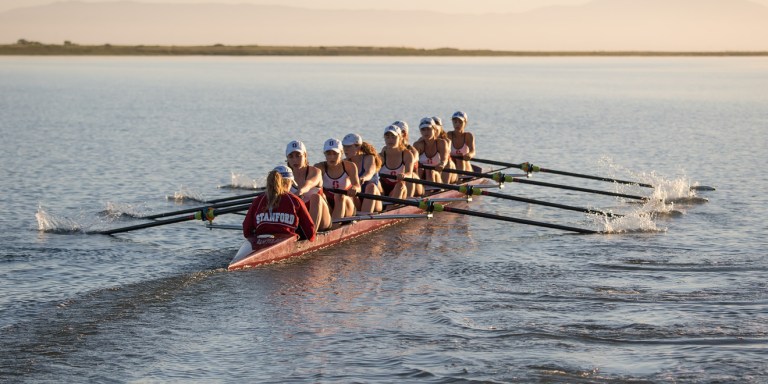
(0, 0, 586, 13)
(4, 0, 768, 13)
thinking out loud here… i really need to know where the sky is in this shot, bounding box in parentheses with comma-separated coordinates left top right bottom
(0, 0, 653, 14)
(4, 0, 768, 13)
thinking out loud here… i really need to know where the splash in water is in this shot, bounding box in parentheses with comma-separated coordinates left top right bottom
(598, 158, 709, 205)
(218, 171, 263, 190)
(35, 205, 84, 233)
(167, 185, 207, 203)
(100, 201, 148, 219)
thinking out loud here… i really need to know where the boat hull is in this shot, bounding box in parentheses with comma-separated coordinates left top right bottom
(228, 177, 488, 271)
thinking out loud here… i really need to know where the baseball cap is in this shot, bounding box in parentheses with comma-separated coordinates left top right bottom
(384, 125, 401, 137)
(452, 111, 468, 122)
(342, 133, 362, 146)
(285, 140, 307, 156)
(323, 138, 342, 153)
(273, 165, 294, 180)
(431, 116, 443, 127)
(392, 120, 409, 134)
(419, 117, 434, 129)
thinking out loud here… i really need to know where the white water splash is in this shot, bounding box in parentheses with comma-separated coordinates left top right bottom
(218, 171, 263, 190)
(590, 209, 665, 234)
(598, 157, 707, 205)
(102, 201, 148, 219)
(35, 205, 83, 233)
(167, 185, 207, 203)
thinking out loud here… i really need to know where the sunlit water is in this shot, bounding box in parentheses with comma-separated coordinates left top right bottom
(1, 56, 766, 382)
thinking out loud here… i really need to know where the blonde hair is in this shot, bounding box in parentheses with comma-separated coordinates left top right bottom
(360, 141, 383, 170)
(264, 170, 292, 210)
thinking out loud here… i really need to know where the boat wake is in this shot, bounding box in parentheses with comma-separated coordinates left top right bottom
(217, 171, 264, 190)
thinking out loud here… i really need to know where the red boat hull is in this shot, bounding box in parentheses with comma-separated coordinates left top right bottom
(228, 177, 488, 271)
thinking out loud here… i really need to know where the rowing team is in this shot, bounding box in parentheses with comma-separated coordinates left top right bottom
(243, 111, 476, 242)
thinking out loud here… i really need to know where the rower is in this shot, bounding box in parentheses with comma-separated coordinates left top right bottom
(285, 140, 332, 231)
(392, 120, 424, 196)
(342, 133, 383, 213)
(315, 138, 361, 222)
(379, 125, 416, 200)
(447, 111, 476, 172)
(413, 117, 456, 184)
(242, 165, 316, 241)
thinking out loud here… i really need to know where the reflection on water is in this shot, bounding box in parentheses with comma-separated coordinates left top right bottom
(1, 56, 766, 382)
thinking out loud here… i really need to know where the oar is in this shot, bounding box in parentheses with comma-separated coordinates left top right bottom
(464, 157, 655, 188)
(203, 192, 264, 204)
(98, 204, 251, 235)
(326, 188, 599, 234)
(143, 196, 260, 220)
(381, 173, 622, 217)
(433, 166, 649, 201)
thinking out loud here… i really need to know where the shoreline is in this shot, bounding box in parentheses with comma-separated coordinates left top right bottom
(2, 43, 766, 56)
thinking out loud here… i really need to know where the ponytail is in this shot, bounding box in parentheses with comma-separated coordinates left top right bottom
(265, 170, 292, 210)
(360, 141, 383, 170)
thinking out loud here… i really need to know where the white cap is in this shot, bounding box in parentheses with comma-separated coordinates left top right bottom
(323, 138, 342, 153)
(285, 140, 307, 156)
(431, 116, 443, 127)
(342, 133, 362, 146)
(384, 125, 401, 137)
(419, 117, 434, 129)
(392, 120, 408, 134)
(452, 111, 468, 122)
(273, 165, 294, 180)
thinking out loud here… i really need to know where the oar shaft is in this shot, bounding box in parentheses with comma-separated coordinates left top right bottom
(510, 178, 648, 201)
(441, 205, 599, 234)
(470, 157, 654, 188)
(143, 197, 257, 219)
(99, 204, 251, 235)
(430, 166, 648, 201)
(326, 188, 598, 234)
(204, 192, 263, 204)
(385, 171, 621, 217)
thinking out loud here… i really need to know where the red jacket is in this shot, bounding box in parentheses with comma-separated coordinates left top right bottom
(242, 193, 316, 241)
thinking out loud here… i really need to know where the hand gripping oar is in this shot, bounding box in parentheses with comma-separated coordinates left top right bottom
(464, 157, 655, 188)
(326, 188, 599, 234)
(433, 166, 649, 201)
(143, 195, 260, 220)
(381, 173, 622, 217)
(98, 204, 251, 235)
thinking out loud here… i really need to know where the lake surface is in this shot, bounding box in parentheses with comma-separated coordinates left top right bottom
(1, 56, 766, 382)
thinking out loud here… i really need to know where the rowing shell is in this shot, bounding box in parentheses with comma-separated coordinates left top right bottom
(228, 176, 489, 271)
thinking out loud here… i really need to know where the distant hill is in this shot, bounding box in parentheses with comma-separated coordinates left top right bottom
(1, 0, 767, 51)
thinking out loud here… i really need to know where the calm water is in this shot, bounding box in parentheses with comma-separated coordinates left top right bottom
(1, 56, 766, 382)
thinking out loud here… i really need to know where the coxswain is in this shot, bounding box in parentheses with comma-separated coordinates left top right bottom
(413, 117, 455, 184)
(285, 140, 332, 231)
(342, 133, 383, 213)
(315, 138, 361, 222)
(242, 165, 316, 241)
(447, 111, 476, 172)
(379, 125, 416, 200)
